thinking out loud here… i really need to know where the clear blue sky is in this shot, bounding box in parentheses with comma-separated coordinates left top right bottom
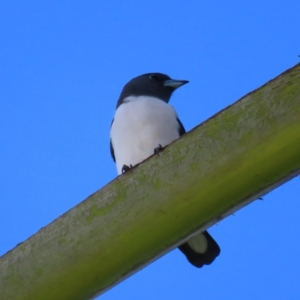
(1, 1, 300, 299)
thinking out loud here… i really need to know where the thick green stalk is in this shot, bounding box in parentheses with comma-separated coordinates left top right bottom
(1, 63, 300, 300)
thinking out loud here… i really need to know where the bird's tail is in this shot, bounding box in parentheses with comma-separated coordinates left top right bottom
(178, 231, 220, 268)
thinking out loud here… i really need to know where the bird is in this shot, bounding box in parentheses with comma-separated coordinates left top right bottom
(110, 72, 220, 268)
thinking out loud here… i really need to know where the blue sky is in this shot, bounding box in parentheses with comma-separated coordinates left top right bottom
(1, 1, 300, 299)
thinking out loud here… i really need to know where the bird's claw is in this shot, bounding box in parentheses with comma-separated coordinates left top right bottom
(154, 144, 163, 155)
(122, 164, 133, 174)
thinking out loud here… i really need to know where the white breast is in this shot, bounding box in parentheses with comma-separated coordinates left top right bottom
(111, 96, 181, 174)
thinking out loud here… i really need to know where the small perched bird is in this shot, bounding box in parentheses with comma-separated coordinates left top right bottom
(110, 73, 220, 268)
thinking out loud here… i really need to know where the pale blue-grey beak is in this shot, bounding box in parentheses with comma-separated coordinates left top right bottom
(163, 79, 189, 89)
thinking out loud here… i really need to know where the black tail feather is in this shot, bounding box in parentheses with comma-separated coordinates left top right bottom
(178, 231, 220, 268)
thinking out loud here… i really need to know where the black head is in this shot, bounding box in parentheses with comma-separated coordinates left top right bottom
(116, 73, 189, 108)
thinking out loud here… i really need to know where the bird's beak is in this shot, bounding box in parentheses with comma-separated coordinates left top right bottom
(163, 79, 189, 89)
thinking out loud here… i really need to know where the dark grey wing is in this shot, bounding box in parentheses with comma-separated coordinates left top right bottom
(110, 119, 116, 162)
(177, 117, 186, 136)
(110, 139, 115, 162)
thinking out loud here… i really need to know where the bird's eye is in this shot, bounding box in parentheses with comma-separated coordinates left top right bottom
(149, 74, 159, 81)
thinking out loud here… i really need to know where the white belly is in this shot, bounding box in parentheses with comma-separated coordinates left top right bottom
(111, 96, 181, 174)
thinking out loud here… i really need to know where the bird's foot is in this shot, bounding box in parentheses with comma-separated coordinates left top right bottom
(122, 164, 133, 174)
(154, 144, 163, 155)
